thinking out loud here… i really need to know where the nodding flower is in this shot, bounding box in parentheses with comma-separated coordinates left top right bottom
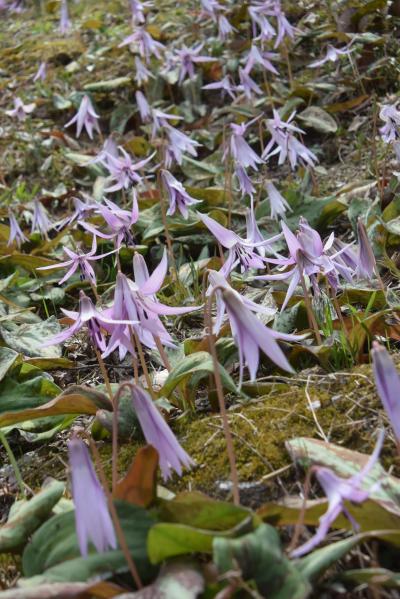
(291, 429, 385, 558)
(161, 169, 201, 220)
(65, 95, 101, 139)
(68, 437, 116, 557)
(130, 385, 194, 480)
(36, 236, 117, 287)
(208, 270, 304, 386)
(372, 342, 400, 443)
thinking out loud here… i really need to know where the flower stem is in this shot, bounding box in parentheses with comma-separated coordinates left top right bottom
(88, 437, 143, 590)
(131, 327, 157, 401)
(299, 270, 322, 345)
(205, 288, 240, 505)
(94, 347, 118, 491)
(157, 170, 177, 283)
(0, 431, 25, 496)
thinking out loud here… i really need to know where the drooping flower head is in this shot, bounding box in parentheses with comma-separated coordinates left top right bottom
(59, 0, 71, 34)
(265, 181, 291, 219)
(33, 61, 47, 82)
(36, 236, 117, 286)
(68, 437, 116, 557)
(81, 193, 139, 248)
(102, 147, 154, 193)
(309, 44, 353, 69)
(372, 342, 400, 443)
(164, 124, 201, 167)
(131, 385, 194, 480)
(174, 43, 216, 84)
(227, 118, 264, 171)
(31, 200, 52, 239)
(161, 170, 201, 219)
(43, 290, 137, 351)
(291, 429, 385, 557)
(65, 95, 101, 139)
(208, 270, 303, 385)
(379, 103, 400, 144)
(119, 27, 165, 63)
(263, 109, 317, 170)
(7, 210, 27, 247)
(5, 97, 35, 121)
(356, 218, 377, 280)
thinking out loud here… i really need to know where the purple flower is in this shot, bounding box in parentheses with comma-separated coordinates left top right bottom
(235, 165, 256, 199)
(81, 193, 139, 247)
(244, 44, 279, 75)
(68, 437, 116, 557)
(164, 124, 201, 167)
(272, 2, 297, 48)
(134, 56, 153, 86)
(309, 44, 353, 68)
(161, 170, 201, 219)
(203, 75, 238, 100)
(65, 96, 101, 140)
(265, 181, 291, 219)
(291, 430, 385, 558)
(130, 0, 152, 25)
(59, 0, 71, 35)
(131, 385, 194, 479)
(256, 219, 351, 311)
(33, 61, 47, 82)
(102, 147, 154, 192)
(136, 90, 152, 123)
(102, 251, 198, 358)
(175, 43, 216, 84)
(248, 4, 275, 41)
(228, 119, 263, 171)
(217, 15, 235, 40)
(119, 27, 164, 62)
(263, 109, 317, 170)
(238, 67, 263, 100)
(208, 270, 302, 385)
(198, 211, 281, 278)
(31, 200, 52, 238)
(200, 0, 223, 20)
(44, 290, 137, 351)
(6, 97, 35, 121)
(7, 210, 27, 247)
(36, 236, 117, 286)
(379, 103, 400, 144)
(356, 218, 377, 280)
(372, 343, 400, 442)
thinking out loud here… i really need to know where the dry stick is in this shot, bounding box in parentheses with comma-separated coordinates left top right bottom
(154, 335, 171, 371)
(286, 466, 314, 554)
(205, 287, 240, 506)
(299, 269, 322, 345)
(131, 326, 157, 401)
(283, 43, 294, 90)
(88, 436, 143, 590)
(371, 95, 380, 188)
(94, 347, 118, 492)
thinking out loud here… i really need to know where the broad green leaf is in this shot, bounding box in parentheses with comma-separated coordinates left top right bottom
(0, 384, 111, 428)
(286, 437, 400, 517)
(84, 76, 132, 91)
(0, 480, 65, 553)
(157, 491, 256, 530)
(22, 501, 156, 585)
(298, 107, 337, 134)
(147, 516, 253, 564)
(0, 373, 61, 417)
(0, 347, 21, 381)
(160, 351, 240, 397)
(340, 567, 400, 589)
(213, 524, 310, 599)
(0, 317, 62, 358)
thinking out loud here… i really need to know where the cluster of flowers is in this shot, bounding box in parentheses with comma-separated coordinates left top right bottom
(2, 0, 395, 563)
